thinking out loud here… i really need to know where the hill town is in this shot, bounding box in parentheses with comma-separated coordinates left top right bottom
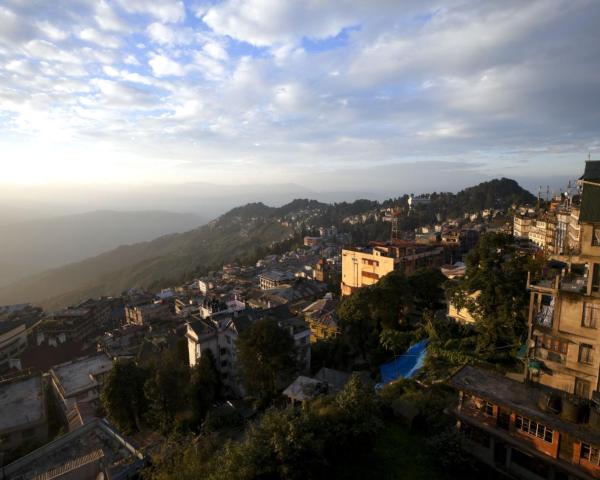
(0, 160, 599, 479)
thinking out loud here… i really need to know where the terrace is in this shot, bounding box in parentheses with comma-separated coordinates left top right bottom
(528, 260, 588, 295)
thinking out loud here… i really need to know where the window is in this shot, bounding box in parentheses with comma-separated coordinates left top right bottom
(514, 415, 554, 443)
(583, 303, 600, 329)
(593, 225, 600, 246)
(361, 271, 380, 280)
(362, 258, 379, 267)
(581, 443, 600, 465)
(593, 264, 600, 293)
(575, 378, 591, 399)
(484, 402, 494, 416)
(579, 344, 594, 365)
(536, 335, 568, 354)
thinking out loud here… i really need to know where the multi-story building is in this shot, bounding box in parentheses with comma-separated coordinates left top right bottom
(0, 305, 43, 372)
(124, 302, 170, 326)
(0, 418, 146, 480)
(0, 373, 48, 456)
(186, 311, 253, 396)
(341, 241, 444, 296)
(525, 161, 600, 399)
(49, 354, 113, 426)
(259, 270, 295, 290)
(40, 307, 97, 343)
(449, 365, 600, 480)
(302, 294, 340, 341)
(514, 212, 536, 240)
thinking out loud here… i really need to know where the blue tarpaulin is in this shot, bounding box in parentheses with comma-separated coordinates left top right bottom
(379, 339, 429, 384)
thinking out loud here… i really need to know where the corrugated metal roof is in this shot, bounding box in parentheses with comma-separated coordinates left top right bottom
(579, 182, 600, 223)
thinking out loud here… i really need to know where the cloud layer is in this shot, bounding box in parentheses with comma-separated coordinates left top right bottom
(0, 0, 599, 187)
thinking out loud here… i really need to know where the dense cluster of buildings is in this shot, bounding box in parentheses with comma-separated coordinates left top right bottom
(446, 160, 600, 480)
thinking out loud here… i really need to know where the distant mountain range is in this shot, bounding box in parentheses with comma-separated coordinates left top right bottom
(0, 178, 535, 309)
(0, 210, 204, 287)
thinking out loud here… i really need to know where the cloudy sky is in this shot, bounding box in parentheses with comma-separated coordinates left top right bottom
(1, 0, 599, 191)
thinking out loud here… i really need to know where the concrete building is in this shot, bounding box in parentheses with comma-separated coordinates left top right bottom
(514, 212, 535, 239)
(524, 161, 600, 399)
(124, 302, 170, 326)
(341, 241, 444, 296)
(199, 296, 245, 319)
(49, 354, 113, 424)
(0, 307, 42, 372)
(259, 270, 295, 290)
(303, 294, 340, 341)
(186, 312, 252, 396)
(0, 374, 47, 455)
(278, 316, 311, 373)
(449, 365, 600, 480)
(0, 419, 146, 480)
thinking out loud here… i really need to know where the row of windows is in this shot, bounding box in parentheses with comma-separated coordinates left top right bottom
(515, 415, 554, 443)
(535, 335, 595, 366)
(536, 335, 568, 354)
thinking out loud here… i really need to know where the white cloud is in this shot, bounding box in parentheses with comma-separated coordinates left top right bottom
(148, 53, 184, 76)
(95, 0, 128, 32)
(203, 41, 228, 61)
(146, 22, 193, 45)
(115, 0, 186, 23)
(202, 0, 361, 47)
(124, 54, 141, 66)
(79, 28, 121, 49)
(36, 21, 69, 41)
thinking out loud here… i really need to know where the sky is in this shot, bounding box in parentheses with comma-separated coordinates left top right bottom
(1, 0, 599, 191)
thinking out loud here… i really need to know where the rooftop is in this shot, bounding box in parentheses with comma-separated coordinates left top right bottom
(580, 181, 600, 223)
(580, 160, 600, 182)
(1, 419, 145, 480)
(51, 354, 113, 397)
(0, 374, 45, 432)
(449, 365, 600, 446)
(283, 376, 327, 402)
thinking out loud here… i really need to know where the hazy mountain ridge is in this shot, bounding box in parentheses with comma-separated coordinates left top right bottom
(0, 178, 534, 309)
(0, 210, 204, 287)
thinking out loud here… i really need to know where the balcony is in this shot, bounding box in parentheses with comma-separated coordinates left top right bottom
(559, 273, 588, 294)
(534, 348, 567, 365)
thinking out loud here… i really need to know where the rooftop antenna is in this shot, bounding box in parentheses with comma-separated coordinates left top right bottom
(546, 185, 550, 203)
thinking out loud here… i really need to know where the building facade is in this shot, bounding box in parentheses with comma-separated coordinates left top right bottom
(450, 365, 600, 480)
(341, 242, 444, 296)
(525, 161, 600, 399)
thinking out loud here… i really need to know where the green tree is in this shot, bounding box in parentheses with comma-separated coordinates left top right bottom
(446, 233, 536, 359)
(237, 318, 297, 402)
(144, 354, 189, 432)
(101, 360, 148, 433)
(190, 349, 221, 427)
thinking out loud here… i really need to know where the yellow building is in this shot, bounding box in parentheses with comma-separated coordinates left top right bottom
(525, 161, 600, 398)
(447, 291, 480, 325)
(302, 295, 340, 341)
(341, 241, 444, 296)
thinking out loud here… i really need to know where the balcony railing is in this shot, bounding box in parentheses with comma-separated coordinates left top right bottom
(560, 274, 588, 294)
(534, 348, 567, 365)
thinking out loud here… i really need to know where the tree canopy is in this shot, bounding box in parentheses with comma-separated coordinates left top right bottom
(237, 318, 297, 402)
